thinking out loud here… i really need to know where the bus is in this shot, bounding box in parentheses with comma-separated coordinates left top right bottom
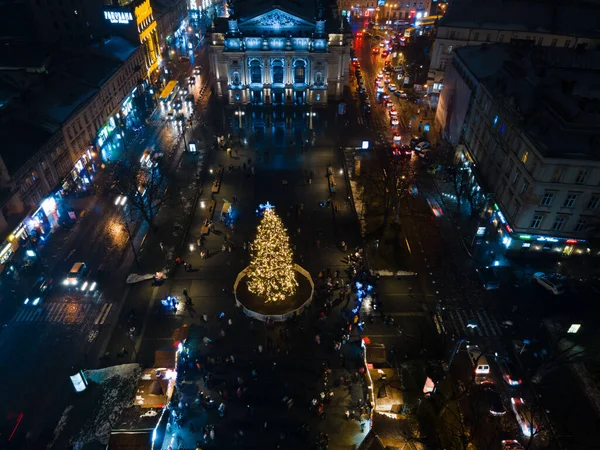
(160, 80, 179, 105)
(404, 27, 416, 39)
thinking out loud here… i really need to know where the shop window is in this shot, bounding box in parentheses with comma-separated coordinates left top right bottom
(530, 215, 543, 229)
(563, 194, 578, 208)
(588, 196, 600, 210)
(575, 219, 587, 232)
(294, 60, 306, 84)
(552, 216, 566, 231)
(540, 192, 554, 206)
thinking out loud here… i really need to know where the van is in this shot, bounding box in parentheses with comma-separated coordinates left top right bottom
(64, 262, 86, 286)
(466, 345, 490, 376)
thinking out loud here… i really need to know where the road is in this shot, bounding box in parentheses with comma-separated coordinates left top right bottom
(0, 44, 210, 448)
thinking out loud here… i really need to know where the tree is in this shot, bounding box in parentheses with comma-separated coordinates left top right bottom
(247, 205, 298, 302)
(444, 163, 483, 217)
(109, 158, 174, 232)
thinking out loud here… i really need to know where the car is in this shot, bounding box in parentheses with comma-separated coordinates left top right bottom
(388, 83, 397, 91)
(482, 385, 506, 416)
(178, 56, 189, 63)
(376, 84, 385, 93)
(364, 104, 371, 114)
(511, 397, 538, 437)
(414, 141, 431, 152)
(167, 110, 175, 120)
(477, 266, 500, 290)
(389, 108, 398, 116)
(532, 272, 564, 295)
(63, 262, 87, 287)
(385, 100, 393, 109)
(24, 275, 54, 306)
(193, 65, 201, 75)
(173, 100, 183, 111)
(395, 90, 408, 99)
(409, 136, 426, 148)
(376, 72, 383, 79)
(381, 51, 389, 58)
(383, 78, 390, 84)
(496, 357, 523, 386)
(359, 87, 367, 94)
(391, 117, 399, 126)
(501, 440, 525, 450)
(185, 94, 194, 103)
(372, 47, 380, 54)
(466, 344, 491, 377)
(188, 76, 196, 85)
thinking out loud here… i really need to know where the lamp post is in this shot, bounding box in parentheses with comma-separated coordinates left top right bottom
(306, 106, 317, 130)
(234, 106, 245, 142)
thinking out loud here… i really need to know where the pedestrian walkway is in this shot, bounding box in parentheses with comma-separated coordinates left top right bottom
(435, 306, 503, 339)
(11, 301, 101, 325)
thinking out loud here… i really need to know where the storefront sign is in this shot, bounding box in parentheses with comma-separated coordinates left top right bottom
(476, 226, 486, 236)
(104, 11, 134, 24)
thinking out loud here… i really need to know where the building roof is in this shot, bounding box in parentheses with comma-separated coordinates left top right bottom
(440, 0, 600, 39)
(455, 44, 600, 160)
(27, 72, 97, 124)
(107, 430, 153, 450)
(0, 117, 53, 175)
(66, 53, 122, 88)
(91, 36, 139, 63)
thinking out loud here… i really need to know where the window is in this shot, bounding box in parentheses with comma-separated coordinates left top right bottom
(564, 40, 571, 48)
(294, 60, 306, 84)
(231, 71, 241, 85)
(521, 151, 528, 164)
(530, 215, 543, 229)
(512, 170, 521, 186)
(473, 32, 480, 41)
(575, 169, 589, 184)
(520, 181, 530, 196)
(272, 62, 283, 84)
(550, 38, 557, 47)
(552, 216, 566, 231)
(537, 37, 543, 46)
(540, 192, 554, 206)
(564, 194, 578, 208)
(250, 60, 261, 83)
(588, 196, 600, 210)
(551, 168, 564, 183)
(449, 31, 456, 39)
(447, 45, 453, 53)
(575, 219, 587, 232)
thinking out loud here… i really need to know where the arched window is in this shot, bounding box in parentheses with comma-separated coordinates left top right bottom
(231, 71, 241, 85)
(314, 72, 323, 86)
(294, 60, 305, 84)
(250, 60, 261, 83)
(272, 60, 284, 84)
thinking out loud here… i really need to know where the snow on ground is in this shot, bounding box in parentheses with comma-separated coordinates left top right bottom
(371, 269, 418, 277)
(48, 364, 141, 450)
(126, 273, 158, 284)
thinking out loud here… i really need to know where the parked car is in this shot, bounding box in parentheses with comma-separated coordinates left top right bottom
(501, 440, 525, 450)
(497, 356, 523, 386)
(477, 266, 500, 290)
(414, 141, 430, 152)
(482, 385, 506, 416)
(409, 136, 426, 148)
(388, 83, 397, 91)
(532, 272, 564, 295)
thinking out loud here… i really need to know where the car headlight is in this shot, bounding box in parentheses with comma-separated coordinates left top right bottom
(33, 298, 40, 306)
(89, 282, 97, 291)
(63, 279, 69, 286)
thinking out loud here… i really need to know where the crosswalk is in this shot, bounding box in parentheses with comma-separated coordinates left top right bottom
(11, 302, 107, 325)
(435, 307, 503, 338)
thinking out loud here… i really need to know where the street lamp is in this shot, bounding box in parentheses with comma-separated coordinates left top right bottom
(306, 107, 317, 130)
(234, 106, 245, 141)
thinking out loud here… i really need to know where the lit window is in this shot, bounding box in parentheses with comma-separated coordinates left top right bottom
(575, 219, 587, 232)
(540, 192, 554, 206)
(550, 168, 563, 182)
(316, 94, 321, 101)
(530, 215, 543, 229)
(563, 194, 578, 208)
(521, 151, 528, 164)
(552, 216, 565, 231)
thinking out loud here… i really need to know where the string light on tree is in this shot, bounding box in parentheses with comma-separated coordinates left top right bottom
(247, 203, 297, 302)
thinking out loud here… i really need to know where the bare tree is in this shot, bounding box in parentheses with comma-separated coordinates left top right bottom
(531, 338, 598, 385)
(444, 163, 482, 216)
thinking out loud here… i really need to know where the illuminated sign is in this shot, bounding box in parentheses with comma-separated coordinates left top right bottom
(104, 11, 133, 24)
(565, 239, 578, 245)
(476, 226, 486, 236)
(537, 237, 559, 243)
(496, 210, 507, 224)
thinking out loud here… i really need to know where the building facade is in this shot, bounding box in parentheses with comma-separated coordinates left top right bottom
(207, 6, 352, 106)
(437, 44, 600, 257)
(340, 0, 431, 24)
(427, 0, 600, 99)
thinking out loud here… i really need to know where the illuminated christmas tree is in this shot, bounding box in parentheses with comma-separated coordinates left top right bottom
(247, 203, 298, 302)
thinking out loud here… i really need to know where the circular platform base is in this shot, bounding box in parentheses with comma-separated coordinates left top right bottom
(234, 264, 314, 322)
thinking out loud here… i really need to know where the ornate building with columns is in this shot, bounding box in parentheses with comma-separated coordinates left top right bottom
(207, 0, 352, 106)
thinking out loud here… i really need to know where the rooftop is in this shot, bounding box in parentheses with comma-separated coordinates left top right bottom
(455, 44, 600, 160)
(0, 117, 53, 175)
(65, 53, 122, 88)
(440, 0, 600, 39)
(90, 36, 139, 63)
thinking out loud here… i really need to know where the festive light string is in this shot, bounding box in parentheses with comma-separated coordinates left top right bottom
(247, 206, 298, 302)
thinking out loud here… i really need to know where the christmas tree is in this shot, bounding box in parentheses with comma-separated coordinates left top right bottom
(247, 203, 298, 302)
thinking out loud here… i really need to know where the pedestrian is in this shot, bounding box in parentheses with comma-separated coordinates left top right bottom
(183, 262, 188, 271)
(228, 318, 233, 326)
(258, 344, 263, 353)
(230, 354, 235, 364)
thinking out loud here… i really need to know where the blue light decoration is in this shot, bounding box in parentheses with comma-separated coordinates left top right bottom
(256, 201, 275, 216)
(244, 37, 262, 49)
(493, 115, 499, 127)
(269, 38, 285, 49)
(313, 39, 327, 50)
(225, 38, 242, 50)
(292, 38, 310, 50)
